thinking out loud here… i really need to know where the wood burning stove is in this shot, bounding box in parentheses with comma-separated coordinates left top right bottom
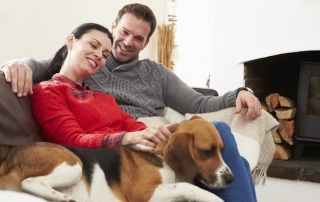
(294, 62, 320, 159)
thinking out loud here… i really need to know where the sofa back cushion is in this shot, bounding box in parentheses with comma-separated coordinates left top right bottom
(0, 74, 41, 145)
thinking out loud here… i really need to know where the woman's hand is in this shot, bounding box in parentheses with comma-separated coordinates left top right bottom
(121, 124, 172, 147)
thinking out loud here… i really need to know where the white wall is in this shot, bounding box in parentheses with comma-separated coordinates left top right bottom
(0, 0, 166, 64)
(232, 0, 320, 63)
(173, 0, 320, 94)
(213, 0, 320, 93)
(2, 0, 320, 95)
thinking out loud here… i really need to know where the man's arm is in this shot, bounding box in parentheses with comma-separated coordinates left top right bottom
(162, 67, 236, 113)
(1, 58, 50, 97)
(162, 66, 261, 119)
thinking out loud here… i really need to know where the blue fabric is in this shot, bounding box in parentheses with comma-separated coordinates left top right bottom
(195, 121, 257, 202)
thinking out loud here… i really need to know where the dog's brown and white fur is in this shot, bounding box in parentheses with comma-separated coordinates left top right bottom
(0, 116, 233, 202)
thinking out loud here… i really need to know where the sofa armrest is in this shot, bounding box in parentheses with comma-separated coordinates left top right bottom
(0, 74, 41, 145)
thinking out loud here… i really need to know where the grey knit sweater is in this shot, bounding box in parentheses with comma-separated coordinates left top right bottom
(23, 55, 237, 119)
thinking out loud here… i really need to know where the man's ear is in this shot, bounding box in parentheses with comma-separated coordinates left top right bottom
(141, 38, 149, 50)
(66, 34, 75, 49)
(111, 22, 117, 34)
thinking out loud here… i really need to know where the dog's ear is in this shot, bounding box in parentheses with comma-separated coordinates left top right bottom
(0, 145, 11, 162)
(164, 132, 197, 181)
(155, 123, 180, 156)
(190, 115, 203, 120)
(155, 142, 166, 156)
(166, 123, 179, 133)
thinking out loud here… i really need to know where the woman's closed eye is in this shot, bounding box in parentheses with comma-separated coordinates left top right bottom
(102, 51, 110, 59)
(90, 42, 98, 49)
(89, 42, 110, 59)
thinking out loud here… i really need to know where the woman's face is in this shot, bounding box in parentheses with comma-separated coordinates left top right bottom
(67, 30, 112, 78)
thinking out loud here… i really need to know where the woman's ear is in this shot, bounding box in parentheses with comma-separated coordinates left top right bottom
(66, 34, 75, 49)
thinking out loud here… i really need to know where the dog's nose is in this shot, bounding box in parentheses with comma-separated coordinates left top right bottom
(224, 172, 234, 184)
(221, 164, 234, 184)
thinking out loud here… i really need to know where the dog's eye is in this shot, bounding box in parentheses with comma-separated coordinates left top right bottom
(201, 149, 216, 157)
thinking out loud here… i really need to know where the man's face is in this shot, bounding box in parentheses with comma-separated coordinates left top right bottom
(111, 13, 150, 64)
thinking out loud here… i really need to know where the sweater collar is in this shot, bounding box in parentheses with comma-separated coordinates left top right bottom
(52, 74, 89, 90)
(105, 54, 140, 72)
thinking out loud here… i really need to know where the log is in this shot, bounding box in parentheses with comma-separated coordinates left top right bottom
(278, 125, 294, 145)
(272, 128, 282, 144)
(274, 108, 296, 119)
(279, 119, 295, 137)
(278, 95, 295, 108)
(274, 143, 292, 160)
(265, 93, 279, 112)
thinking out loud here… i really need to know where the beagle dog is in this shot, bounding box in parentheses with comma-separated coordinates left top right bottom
(0, 115, 233, 202)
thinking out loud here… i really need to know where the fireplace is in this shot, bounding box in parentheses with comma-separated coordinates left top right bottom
(295, 62, 320, 158)
(243, 51, 320, 159)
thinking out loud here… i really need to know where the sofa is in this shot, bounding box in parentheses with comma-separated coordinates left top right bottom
(0, 73, 279, 201)
(0, 74, 42, 145)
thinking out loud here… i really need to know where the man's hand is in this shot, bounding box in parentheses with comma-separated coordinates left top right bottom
(2, 63, 33, 97)
(235, 90, 262, 120)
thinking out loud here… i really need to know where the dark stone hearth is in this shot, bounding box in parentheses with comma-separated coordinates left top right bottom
(267, 144, 320, 183)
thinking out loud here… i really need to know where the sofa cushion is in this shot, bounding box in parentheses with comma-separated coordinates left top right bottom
(0, 74, 41, 145)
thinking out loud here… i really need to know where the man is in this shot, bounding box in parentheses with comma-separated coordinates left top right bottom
(1, 3, 260, 202)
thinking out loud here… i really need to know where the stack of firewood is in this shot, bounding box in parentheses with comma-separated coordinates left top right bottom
(262, 93, 296, 160)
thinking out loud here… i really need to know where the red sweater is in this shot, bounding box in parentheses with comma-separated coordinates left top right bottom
(31, 74, 146, 148)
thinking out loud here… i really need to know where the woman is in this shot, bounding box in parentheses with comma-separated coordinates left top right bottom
(31, 23, 171, 148)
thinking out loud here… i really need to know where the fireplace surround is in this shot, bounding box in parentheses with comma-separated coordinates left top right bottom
(243, 51, 320, 159)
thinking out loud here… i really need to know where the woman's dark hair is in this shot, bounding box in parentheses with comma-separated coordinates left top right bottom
(115, 3, 157, 40)
(45, 23, 113, 80)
